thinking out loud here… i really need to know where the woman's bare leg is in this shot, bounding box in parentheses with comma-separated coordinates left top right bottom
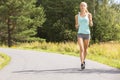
(78, 38, 84, 64)
(83, 39, 90, 61)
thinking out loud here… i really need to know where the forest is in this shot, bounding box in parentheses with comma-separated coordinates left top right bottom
(0, 0, 120, 47)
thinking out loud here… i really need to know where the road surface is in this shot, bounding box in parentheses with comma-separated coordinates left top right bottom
(0, 48, 120, 80)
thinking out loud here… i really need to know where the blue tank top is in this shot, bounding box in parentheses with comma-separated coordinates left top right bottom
(78, 12, 90, 34)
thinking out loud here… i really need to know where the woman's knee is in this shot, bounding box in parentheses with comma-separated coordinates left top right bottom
(80, 48, 84, 53)
(84, 48, 88, 53)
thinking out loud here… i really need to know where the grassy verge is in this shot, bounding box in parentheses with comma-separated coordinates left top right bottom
(88, 42, 120, 69)
(12, 41, 120, 69)
(0, 53, 11, 69)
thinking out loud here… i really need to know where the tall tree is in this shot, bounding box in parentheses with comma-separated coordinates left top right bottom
(0, 0, 46, 47)
(38, 0, 120, 42)
(92, 0, 120, 42)
(39, 0, 81, 42)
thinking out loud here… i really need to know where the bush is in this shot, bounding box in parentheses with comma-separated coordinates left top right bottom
(60, 30, 77, 42)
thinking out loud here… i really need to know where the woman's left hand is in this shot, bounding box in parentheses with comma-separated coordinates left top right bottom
(88, 13, 92, 21)
(88, 13, 93, 27)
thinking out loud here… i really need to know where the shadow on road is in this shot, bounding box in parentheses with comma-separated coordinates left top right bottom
(13, 68, 120, 74)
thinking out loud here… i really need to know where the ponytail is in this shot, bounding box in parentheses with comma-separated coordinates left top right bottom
(85, 9, 89, 13)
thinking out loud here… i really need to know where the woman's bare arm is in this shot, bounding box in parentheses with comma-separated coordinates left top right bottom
(75, 15, 79, 29)
(88, 13, 93, 27)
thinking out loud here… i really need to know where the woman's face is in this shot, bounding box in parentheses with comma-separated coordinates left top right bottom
(80, 2, 87, 11)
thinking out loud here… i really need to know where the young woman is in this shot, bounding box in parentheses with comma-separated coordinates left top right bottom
(75, 2, 93, 70)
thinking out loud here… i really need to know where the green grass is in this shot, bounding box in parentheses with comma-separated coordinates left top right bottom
(0, 53, 11, 69)
(88, 42, 120, 69)
(11, 41, 120, 69)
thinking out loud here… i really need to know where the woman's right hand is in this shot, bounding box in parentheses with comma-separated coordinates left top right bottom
(75, 15, 79, 29)
(75, 24, 79, 29)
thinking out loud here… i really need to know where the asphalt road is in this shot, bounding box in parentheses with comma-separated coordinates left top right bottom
(0, 48, 120, 80)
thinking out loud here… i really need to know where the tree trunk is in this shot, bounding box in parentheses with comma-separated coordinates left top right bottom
(7, 19, 12, 47)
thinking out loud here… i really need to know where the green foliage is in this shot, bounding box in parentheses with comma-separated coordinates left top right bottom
(0, 0, 46, 46)
(92, 1, 120, 42)
(88, 42, 120, 68)
(38, 0, 120, 43)
(60, 30, 77, 42)
(39, 0, 80, 42)
(0, 52, 11, 69)
(0, 0, 120, 45)
(17, 37, 46, 43)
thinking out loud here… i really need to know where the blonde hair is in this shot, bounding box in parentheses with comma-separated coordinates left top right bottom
(80, 2, 89, 13)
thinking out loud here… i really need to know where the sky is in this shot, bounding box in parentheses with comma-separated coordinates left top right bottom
(114, 0, 120, 3)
